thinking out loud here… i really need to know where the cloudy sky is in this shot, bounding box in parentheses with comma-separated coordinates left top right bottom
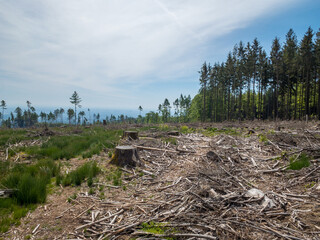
(0, 0, 319, 112)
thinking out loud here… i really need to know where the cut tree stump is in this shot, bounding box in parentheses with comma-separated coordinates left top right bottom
(168, 131, 179, 136)
(123, 131, 139, 140)
(110, 146, 141, 168)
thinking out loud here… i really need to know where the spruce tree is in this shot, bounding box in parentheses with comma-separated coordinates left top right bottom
(199, 62, 210, 122)
(315, 28, 320, 119)
(283, 29, 298, 119)
(299, 27, 314, 118)
(270, 37, 282, 120)
(0, 100, 7, 122)
(70, 91, 82, 125)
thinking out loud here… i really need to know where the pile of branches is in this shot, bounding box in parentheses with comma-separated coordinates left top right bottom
(68, 130, 320, 239)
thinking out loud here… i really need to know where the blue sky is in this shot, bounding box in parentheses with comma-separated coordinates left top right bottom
(0, 0, 319, 113)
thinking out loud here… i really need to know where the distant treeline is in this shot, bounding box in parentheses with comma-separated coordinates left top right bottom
(0, 95, 193, 128)
(193, 27, 320, 122)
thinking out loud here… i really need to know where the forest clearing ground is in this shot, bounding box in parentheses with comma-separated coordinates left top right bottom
(4, 122, 320, 239)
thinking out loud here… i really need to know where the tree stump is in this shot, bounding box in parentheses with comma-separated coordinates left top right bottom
(168, 131, 179, 136)
(123, 131, 139, 140)
(110, 146, 141, 168)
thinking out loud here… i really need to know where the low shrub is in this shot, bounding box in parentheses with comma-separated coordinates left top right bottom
(24, 128, 121, 160)
(258, 134, 268, 143)
(1, 159, 59, 205)
(0, 129, 29, 148)
(159, 124, 169, 131)
(288, 153, 311, 170)
(162, 137, 177, 145)
(180, 125, 189, 133)
(15, 173, 47, 204)
(62, 161, 100, 187)
(106, 168, 122, 186)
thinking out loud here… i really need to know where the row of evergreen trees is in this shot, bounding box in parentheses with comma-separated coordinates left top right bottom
(194, 27, 320, 122)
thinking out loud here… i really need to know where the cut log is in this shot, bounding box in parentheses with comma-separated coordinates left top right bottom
(123, 131, 139, 140)
(0, 189, 16, 198)
(110, 146, 141, 168)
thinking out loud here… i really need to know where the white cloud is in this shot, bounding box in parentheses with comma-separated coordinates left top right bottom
(0, 0, 299, 108)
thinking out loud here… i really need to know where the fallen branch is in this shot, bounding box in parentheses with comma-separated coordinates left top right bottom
(133, 231, 217, 239)
(73, 204, 95, 220)
(135, 145, 198, 155)
(75, 209, 124, 231)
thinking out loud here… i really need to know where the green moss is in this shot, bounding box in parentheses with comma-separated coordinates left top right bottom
(305, 181, 316, 189)
(140, 222, 176, 239)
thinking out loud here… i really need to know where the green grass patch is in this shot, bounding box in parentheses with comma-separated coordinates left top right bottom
(0, 158, 60, 232)
(0, 129, 31, 148)
(0, 198, 36, 233)
(203, 127, 240, 136)
(106, 168, 122, 186)
(62, 161, 100, 187)
(179, 125, 195, 134)
(161, 137, 177, 145)
(158, 124, 171, 131)
(13, 127, 122, 160)
(1, 159, 60, 205)
(287, 153, 311, 170)
(0, 161, 10, 181)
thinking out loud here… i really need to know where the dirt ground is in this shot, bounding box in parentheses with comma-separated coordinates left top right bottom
(3, 121, 320, 240)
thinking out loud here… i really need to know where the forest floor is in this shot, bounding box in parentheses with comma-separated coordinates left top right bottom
(2, 121, 320, 240)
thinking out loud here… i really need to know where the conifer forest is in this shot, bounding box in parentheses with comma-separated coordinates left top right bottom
(195, 27, 320, 122)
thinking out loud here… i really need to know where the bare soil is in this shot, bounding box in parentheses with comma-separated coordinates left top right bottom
(3, 121, 320, 239)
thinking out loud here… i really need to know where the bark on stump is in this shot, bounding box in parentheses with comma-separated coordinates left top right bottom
(110, 146, 140, 168)
(123, 131, 139, 140)
(168, 131, 179, 136)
